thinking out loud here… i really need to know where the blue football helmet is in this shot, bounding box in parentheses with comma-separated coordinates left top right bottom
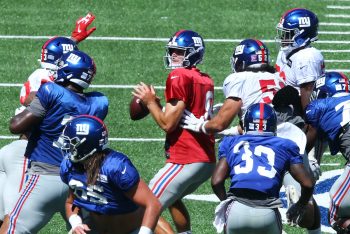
(58, 115, 108, 163)
(40, 36, 78, 70)
(314, 72, 349, 99)
(55, 50, 96, 89)
(276, 8, 319, 51)
(164, 30, 205, 69)
(230, 39, 269, 72)
(244, 103, 277, 136)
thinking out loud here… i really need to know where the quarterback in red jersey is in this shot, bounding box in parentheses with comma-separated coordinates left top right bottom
(133, 30, 215, 234)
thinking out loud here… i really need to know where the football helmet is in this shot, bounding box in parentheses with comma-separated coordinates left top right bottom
(244, 103, 277, 135)
(40, 36, 78, 70)
(164, 30, 205, 69)
(55, 50, 96, 89)
(230, 39, 269, 72)
(276, 8, 319, 51)
(58, 115, 108, 163)
(314, 72, 349, 99)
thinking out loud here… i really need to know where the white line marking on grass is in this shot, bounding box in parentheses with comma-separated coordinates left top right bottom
(326, 14, 350, 18)
(328, 69, 350, 72)
(321, 49, 350, 52)
(325, 60, 350, 63)
(0, 35, 350, 44)
(327, 5, 350, 9)
(321, 22, 350, 26)
(319, 31, 350, 35)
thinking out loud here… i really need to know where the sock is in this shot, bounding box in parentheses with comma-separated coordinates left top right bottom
(307, 227, 321, 234)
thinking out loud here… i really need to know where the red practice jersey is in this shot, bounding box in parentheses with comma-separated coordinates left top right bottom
(165, 67, 215, 164)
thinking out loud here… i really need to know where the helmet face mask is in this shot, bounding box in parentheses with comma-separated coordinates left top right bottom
(164, 30, 205, 69)
(230, 39, 270, 73)
(275, 8, 319, 52)
(58, 115, 108, 163)
(244, 103, 277, 136)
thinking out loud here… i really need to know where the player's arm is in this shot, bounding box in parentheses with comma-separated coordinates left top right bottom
(211, 157, 230, 201)
(305, 124, 318, 154)
(300, 81, 315, 113)
(124, 179, 161, 232)
(133, 82, 185, 133)
(9, 109, 42, 134)
(289, 163, 315, 205)
(203, 97, 242, 134)
(65, 189, 90, 234)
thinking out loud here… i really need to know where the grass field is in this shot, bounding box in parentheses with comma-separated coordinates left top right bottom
(0, 0, 349, 233)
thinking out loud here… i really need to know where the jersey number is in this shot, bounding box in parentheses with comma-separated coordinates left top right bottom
(69, 179, 108, 205)
(233, 141, 276, 178)
(335, 100, 350, 126)
(259, 79, 284, 104)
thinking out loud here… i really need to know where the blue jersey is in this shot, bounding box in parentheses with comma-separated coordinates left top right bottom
(60, 150, 140, 215)
(305, 94, 350, 155)
(218, 135, 303, 198)
(27, 82, 108, 166)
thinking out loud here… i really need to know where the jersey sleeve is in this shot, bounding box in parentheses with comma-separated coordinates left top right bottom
(35, 82, 58, 110)
(59, 157, 71, 185)
(165, 69, 191, 103)
(218, 136, 233, 160)
(285, 141, 304, 165)
(305, 101, 321, 128)
(86, 92, 109, 120)
(110, 156, 140, 192)
(222, 74, 244, 99)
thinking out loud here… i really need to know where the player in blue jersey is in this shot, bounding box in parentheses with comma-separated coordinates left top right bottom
(211, 103, 314, 234)
(59, 115, 161, 234)
(305, 72, 350, 233)
(0, 50, 108, 234)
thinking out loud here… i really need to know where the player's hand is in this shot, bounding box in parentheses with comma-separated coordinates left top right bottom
(286, 202, 307, 226)
(71, 13, 96, 43)
(180, 109, 206, 133)
(70, 224, 91, 234)
(309, 158, 321, 181)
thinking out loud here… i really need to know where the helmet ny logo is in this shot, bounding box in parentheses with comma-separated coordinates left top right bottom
(192, 37, 202, 46)
(61, 44, 75, 53)
(76, 124, 90, 135)
(66, 53, 81, 64)
(235, 45, 245, 55)
(298, 17, 311, 27)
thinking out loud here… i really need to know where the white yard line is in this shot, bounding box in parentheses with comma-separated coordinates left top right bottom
(327, 5, 350, 9)
(319, 31, 350, 35)
(326, 14, 350, 18)
(320, 22, 350, 26)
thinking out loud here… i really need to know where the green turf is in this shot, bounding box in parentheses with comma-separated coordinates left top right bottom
(0, 0, 349, 233)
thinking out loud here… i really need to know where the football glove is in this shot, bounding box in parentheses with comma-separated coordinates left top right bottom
(286, 202, 307, 226)
(71, 13, 96, 43)
(180, 109, 206, 133)
(309, 157, 321, 181)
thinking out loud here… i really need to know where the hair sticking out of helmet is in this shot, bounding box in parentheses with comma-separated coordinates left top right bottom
(57, 115, 108, 163)
(164, 30, 205, 69)
(230, 39, 270, 73)
(275, 8, 319, 52)
(244, 103, 277, 136)
(40, 36, 78, 70)
(55, 50, 96, 89)
(314, 72, 350, 99)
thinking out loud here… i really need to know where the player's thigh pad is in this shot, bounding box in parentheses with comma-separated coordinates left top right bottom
(149, 162, 215, 209)
(329, 164, 350, 225)
(7, 174, 69, 234)
(225, 201, 282, 234)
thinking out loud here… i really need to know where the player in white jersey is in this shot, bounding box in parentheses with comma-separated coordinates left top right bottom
(275, 8, 324, 234)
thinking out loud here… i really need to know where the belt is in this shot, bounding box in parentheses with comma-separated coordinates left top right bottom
(339, 122, 350, 138)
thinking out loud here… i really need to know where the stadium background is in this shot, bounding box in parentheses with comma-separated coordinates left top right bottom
(0, 0, 348, 233)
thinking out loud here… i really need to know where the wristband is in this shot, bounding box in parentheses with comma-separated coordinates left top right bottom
(200, 121, 209, 135)
(69, 214, 83, 229)
(138, 226, 153, 234)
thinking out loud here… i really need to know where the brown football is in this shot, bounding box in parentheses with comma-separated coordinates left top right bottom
(129, 96, 150, 120)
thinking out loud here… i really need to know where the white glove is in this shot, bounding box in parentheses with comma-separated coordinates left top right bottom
(308, 158, 321, 181)
(180, 109, 206, 133)
(286, 202, 307, 226)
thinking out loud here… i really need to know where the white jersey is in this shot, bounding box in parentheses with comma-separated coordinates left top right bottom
(223, 71, 285, 120)
(19, 68, 54, 105)
(275, 46, 325, 93)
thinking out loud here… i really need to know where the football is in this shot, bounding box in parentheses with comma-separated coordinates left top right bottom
(129, 96, 150, 120)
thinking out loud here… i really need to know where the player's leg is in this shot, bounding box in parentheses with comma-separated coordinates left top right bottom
(149, 162, 215, 233)
(154, 217, 175, 234)
(169, 200, 190, 233)
(0, 170, 6, 227)
(225, 201, 282, 234)
(3, 174, 68, 234)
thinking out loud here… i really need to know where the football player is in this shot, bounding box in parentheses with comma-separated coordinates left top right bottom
(59, 115, 161, 234)
(181, 38, 321, 233)
(132, 30, 216, 234)
(0, 50, 108, 234)
(212, 103, 314, 234)
(305, 72, 350, 233)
